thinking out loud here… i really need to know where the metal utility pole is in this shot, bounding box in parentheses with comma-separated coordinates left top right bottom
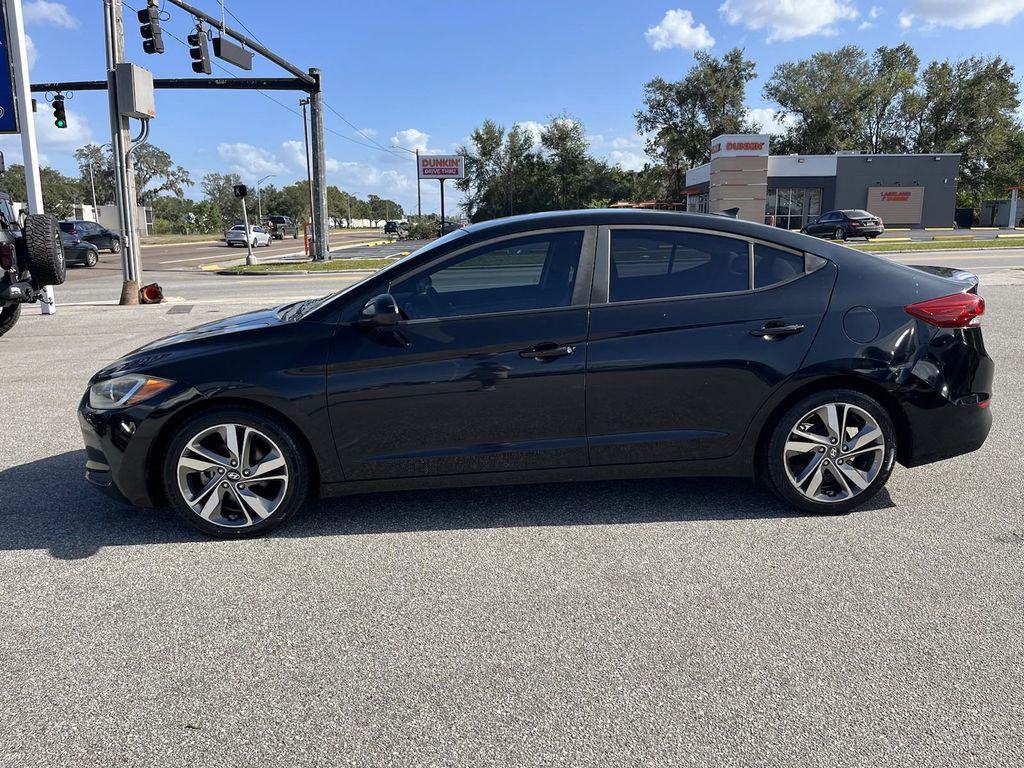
(256, 173, 273, 221)
(416, 149, 422, 219)
(299, 97, 314, 247)
(5, 0, 53, 314)
(103, 0, 143, 305)
(240, 194, 255, 266)
(307, 68, 328, 261)
(88, 161, 98, 218)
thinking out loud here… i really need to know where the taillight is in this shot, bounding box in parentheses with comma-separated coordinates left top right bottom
(905, 293, 985, 328)
(850, 220, 862, 227)
(0, 242, 12, 269)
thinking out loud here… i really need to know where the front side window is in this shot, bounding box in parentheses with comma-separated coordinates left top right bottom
(609, 230, 750, 302)
(391, 231, 584, 320)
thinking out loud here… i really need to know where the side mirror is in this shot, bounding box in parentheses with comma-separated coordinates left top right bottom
(359, 293, 400, 327)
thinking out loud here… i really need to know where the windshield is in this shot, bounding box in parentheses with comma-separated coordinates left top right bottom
(295, 228, 471, 319)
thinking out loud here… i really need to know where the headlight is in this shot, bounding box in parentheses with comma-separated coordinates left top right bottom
(88, 374, 174, 410)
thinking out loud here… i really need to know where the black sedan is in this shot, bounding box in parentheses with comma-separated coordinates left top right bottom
(61, 232, 100, 268)
(79, 209, 993, 537)
(802, 209, 884, 240)
(59, 220, 122, 253)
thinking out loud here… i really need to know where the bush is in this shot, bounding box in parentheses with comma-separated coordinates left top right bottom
(405, 220, 439, 240)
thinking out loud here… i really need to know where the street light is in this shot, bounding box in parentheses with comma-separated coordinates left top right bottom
(256, 173, 274, 222)
(391, 143, 421, 219)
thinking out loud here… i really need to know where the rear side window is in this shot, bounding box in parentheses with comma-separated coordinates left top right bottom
(609, 230, 749, 302)
(59, 222, 74, 232)
(754, 244, 805, 288)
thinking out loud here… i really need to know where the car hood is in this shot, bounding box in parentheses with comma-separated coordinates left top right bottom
(90, 304, 294, 382)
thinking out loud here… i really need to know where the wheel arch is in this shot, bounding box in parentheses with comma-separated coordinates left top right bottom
(145, 396, 323, 507)
(751, 374, 911, 480)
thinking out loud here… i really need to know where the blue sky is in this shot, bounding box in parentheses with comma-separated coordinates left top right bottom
(6, 0, 1024, 214)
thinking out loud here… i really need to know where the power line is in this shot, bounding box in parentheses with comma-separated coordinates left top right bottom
(323, 101, 405, 158)
(125, 1, 391, 153)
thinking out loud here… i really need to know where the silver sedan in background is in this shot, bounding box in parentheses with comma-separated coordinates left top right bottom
(225, 224, 272, 248)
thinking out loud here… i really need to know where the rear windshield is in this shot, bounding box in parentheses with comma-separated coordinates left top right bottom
(269, 216, 287, 223)
(843, 210, 874, 218)
(59, 222, 75, 231)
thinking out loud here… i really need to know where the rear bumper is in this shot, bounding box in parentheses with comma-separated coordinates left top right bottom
(899, 390, 992, 467)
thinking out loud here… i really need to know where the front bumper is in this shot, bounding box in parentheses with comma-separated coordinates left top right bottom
(78, 385, 205, 508)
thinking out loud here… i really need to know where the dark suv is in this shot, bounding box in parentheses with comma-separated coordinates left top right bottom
(59, 220, 122, 252)
(0, 191, 67, 337)
(802, 210, 884, 241)
(266, 215, 298, 239)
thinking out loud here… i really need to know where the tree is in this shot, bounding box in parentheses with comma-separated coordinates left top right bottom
(865, 44, 920, 154)
(763, 45, 874, 154)
(541, 116, 589, 209)
(201, 172, 244, 224)
(0, 164, 80, 218)
(75, 142, 191, 205)
(907, 55, 1020, 205)
(635, 48, 757, 198)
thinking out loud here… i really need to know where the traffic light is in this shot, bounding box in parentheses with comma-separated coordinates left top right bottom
(187, 26, 211, 75)
(52, 94, 66, 129)
(233, 184, 248, 198)
(137, 2, 164, 54)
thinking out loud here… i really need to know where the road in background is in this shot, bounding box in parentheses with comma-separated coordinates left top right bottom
(63, 229, 393, 283)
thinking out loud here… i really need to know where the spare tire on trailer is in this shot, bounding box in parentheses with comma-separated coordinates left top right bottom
(22, 213, 66, 286)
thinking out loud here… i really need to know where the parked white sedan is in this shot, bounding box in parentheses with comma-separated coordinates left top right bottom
(225, 224, 272, 248)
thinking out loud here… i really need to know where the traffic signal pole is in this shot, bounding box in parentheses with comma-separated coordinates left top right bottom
(104, 0, 143, 305)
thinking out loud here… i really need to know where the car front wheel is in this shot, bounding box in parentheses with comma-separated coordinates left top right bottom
(764, 389, 897, 515)
(162, 408, 312, 537)
(110, 239, 121, 254)
(85, 250, 98, 267)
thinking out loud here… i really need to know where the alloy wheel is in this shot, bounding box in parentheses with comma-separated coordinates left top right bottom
(783, 402, 885, 503)
(176, 423, 289, 528)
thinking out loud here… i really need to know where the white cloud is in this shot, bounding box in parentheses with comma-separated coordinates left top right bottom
(516, 120, 545, 150)
(719, 0, 858, 41)
(645, 9, 715, 51)
(608, 150, 647, 171)
(869, 5, 882, 18)
(390, 128, 429, 153)
(0, 109, 92, 174)
(359, 127, 377, 138)
(23, 1, 78, 28)
(280, 139, 307, 169)
(746, 107, 797, 136)
(897, 0, 1024, 29)
(25, 34, 37, 67)
(216, 142, 289, 180)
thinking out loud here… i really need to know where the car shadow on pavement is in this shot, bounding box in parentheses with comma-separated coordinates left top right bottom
(0, 451, 895, 560)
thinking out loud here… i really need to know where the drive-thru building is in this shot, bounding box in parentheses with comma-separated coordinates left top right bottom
(684, 134, 960, 229)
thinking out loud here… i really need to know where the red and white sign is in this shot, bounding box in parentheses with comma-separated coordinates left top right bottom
(709, 134, 770, 159)
(418, 154, 465, 180)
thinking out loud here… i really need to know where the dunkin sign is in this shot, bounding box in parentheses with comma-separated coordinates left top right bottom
(418, 154, 466, 180)
(709, 134, 771, 159)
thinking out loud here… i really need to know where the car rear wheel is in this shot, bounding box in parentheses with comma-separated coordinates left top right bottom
(22, 213, 66, 285)
(764, 389, 896, 515)
(833, 227, 845, 241)
(0, 302, 21, 337)
(162, 408, 311, 538)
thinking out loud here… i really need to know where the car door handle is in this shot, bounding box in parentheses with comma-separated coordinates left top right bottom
(520, 343, 575, 360)
(750, 322, 805, 339)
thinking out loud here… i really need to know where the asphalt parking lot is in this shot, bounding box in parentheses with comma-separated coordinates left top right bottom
(1, 280, 1022, 766)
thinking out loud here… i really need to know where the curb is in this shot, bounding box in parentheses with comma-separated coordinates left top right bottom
(215, 268, 378, 277)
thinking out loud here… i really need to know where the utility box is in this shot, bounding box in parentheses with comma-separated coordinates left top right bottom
(115, 63, 156, 119)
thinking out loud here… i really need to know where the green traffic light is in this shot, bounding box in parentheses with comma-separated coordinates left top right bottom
(55, 119, 66, 129)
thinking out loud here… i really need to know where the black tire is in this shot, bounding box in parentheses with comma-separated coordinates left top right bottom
(23, 213, 66, 285)
(833, 227, 845, 242)
(292, 231, 298, 239)
(763, 389, 897, 515)
(0, 302, 21, 337)
(110, 238, 121, 254)
(85, 250, 98, 268)
(162, 407, 312, 538)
